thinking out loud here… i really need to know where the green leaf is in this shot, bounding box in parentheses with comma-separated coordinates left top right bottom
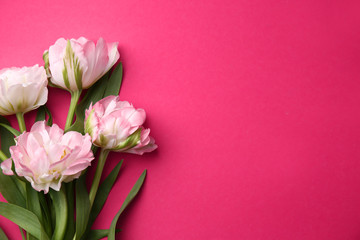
(0, 123, 20, 137)
(0, 202, 49, 240)
(0, 171, 26, 208)
(27, 230, 37, 239)
(103, 63, 123, 97)
(49, 188, 68, 240)
(74, 175, 90, 240)
(35, 106, 45, 122)
(87, 229, 121, 240)
(19, 226, 26, 240)
(108, 170, 147, 240)
(26, 183, 42, 240)
(0, 227, 9, 240)
(0, 116, 15, 156)
(63, 182, 75, 240)
(38, 191, 53, 237)
(83, 71, 111, 104)
(35, 105, 53, 126)
(82, 160, 123, 240)
(26, 183, 42, 220)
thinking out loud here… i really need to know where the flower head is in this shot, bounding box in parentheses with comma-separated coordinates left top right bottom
(0, 65, 48, 115)
(1, 121, 94, 193)
(85, 95, 157, 154)
(45, 37, 119, 92)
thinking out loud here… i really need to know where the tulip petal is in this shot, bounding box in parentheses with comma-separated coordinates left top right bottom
(82, 38, 108, 88)
(1, 159, 14, 175)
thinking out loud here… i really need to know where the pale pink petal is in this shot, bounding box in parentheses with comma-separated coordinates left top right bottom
(48, 123, 64, 142)
(63, 161, 91, 175)
(124, 137, 158, 155)
(122, 108, 146, 127)
(105, 42, 120, 72)
(1, 158, 14, 175)
(31, 121, 46, 132)
(82, 38, 109, 88)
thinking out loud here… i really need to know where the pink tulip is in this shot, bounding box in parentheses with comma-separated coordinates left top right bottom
(1, 121, 94, 193)
(46, 37, 119, 92)
(85, 95, 157, 154)
(0, 65, 48, 115)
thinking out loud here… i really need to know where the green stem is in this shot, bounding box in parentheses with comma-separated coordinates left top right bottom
(0, 150, 7, 162)
(89, 148, 110, 206)
(16, 112, 26, 132)
(50, 187, 68, 240)
(65, 90, 81, 131)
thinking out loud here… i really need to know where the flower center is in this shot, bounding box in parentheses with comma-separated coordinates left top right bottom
(60, 149, 67, 160)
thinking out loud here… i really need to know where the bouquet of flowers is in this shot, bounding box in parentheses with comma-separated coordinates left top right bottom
(0, 37, 157, 240)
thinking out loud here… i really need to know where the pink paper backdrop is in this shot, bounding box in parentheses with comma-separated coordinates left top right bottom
(1, 0, 360, 239)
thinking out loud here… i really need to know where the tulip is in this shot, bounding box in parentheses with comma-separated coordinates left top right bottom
(45, 37, 119, 92)
(85, 95, 157, 154)
(1, 121, 94, 193)
(85, 95, 157, 205)
(45, 37, 120, 130)
(0, 65, 48, 116)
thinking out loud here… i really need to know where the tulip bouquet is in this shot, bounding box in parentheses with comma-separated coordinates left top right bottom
(0, 37, 157, 240)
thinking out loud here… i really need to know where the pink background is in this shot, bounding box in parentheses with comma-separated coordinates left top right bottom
(1, 0, 360, 239)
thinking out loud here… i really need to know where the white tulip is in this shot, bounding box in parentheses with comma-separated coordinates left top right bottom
(0, 65, 48, 115)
